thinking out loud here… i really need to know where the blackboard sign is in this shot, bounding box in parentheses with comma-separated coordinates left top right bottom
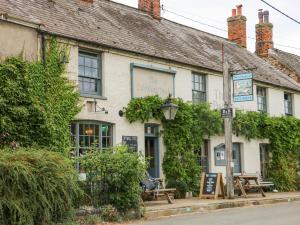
(199, 173, 225, 199)
(122, 136, 138, 152)
(202, 173, 218, 195)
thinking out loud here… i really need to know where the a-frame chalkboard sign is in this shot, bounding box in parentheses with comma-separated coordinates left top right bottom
(199, 173, 225, 199)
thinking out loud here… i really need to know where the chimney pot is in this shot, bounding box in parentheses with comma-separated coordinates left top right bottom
(263, 10, 269, 23)
(236, 4, 243, 15)
(232, 9, 237, 17)
(258, 9, 263, 24)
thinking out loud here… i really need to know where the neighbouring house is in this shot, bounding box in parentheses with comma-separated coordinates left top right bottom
(1, 0, 300, 180)
(255, 9, 300, 84)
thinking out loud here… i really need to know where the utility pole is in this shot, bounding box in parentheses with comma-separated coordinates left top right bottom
(222, 47, 234, 199)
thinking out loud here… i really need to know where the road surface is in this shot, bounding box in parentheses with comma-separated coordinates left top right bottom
(132, 202, 300, 225)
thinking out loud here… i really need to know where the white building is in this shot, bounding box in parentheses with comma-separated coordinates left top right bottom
(1, 0, 300, 179)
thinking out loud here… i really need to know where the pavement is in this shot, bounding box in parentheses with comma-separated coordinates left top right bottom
(130, 202, 300, 225)
(142, 192, 300, 219)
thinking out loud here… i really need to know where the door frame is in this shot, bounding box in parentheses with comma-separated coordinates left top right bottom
(144, 124, 160, 178)
(233, 143, 242, 174)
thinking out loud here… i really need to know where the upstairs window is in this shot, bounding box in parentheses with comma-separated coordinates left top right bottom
(257, 86, 267, 112)
(78, 52, 101, 96)
(284, 92, 293, 115)
(192, 73, 206, 104)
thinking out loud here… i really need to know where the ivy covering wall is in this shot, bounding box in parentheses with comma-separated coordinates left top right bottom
(234, 111, 300, 191)
(125, 96, 223, 192)
(125, 96, 300, 192)
(0, 39, 81, 153)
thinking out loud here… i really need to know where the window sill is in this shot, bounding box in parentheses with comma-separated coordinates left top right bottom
(285, 113, 293, 116)
(80, 94, 108, 100)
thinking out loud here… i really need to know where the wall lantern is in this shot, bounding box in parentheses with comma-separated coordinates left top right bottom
(160, 94, 179, 120)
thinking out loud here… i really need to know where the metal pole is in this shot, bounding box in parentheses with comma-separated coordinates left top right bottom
(223, 52, 234, 199)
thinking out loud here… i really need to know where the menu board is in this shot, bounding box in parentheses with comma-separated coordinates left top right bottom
(202, 173, 218, 195)
(199, 173, 225, 199)
(122, 136, 138, 152)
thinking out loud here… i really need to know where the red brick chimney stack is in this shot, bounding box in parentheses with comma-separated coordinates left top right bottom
(227, 4, 247, 48)
(256, 10, 273, 57)
(138, 0, 161, 20)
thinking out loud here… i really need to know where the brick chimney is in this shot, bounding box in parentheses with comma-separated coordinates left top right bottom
(256, 10, 273, 57)
(138, 0, 161, 20)
(227, 4, 247, 48)
(78, 0, 93, 5)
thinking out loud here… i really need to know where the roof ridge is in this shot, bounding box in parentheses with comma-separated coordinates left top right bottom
(272, 48, 300, 59)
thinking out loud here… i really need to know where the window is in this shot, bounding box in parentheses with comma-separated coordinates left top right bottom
(78, 52, 101, 96)
(192, 73, 206, 104)
(257, 86, 267, 112)
(284, 92, 293, 115)
(70, 121, 113, 157)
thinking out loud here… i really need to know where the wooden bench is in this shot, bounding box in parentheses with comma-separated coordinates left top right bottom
(258, 176, 275, 189)
(142, 178, 176, 204)
(234, 174, 266, 198)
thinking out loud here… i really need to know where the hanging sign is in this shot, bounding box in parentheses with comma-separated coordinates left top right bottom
(233, 73, 253, 102)
(199, 173, 225, 199)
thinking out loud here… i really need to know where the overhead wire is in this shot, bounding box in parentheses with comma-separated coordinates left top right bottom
(260, 0, 300, 25)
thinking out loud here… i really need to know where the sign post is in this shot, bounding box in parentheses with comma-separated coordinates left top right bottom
(223, 60, 234, 199)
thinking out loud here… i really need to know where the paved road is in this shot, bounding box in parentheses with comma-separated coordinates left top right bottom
(132, 202, 300, 225)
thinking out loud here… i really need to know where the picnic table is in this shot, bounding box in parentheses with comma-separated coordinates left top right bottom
(142, 178, 176, 204)
(234, 174, 266, 198)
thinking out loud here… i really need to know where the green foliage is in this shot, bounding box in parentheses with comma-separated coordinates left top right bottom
(233, 111, 267, 140)
(124, 97, 223, 192)
(79, 145, 146, 213)
(0, 149, 82, 225)
(233, 111, 300, 191)
(124, 95, 164, 123)
(125, 96, 300, 192)
(166, 180, 188, 199)
(0, 39, 81, 152)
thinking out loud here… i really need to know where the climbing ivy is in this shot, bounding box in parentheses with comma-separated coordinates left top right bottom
(125, 96, 300, 192)
(0, 39, 81, 153)
(233, 111, 300, 191)
(124, 96, 223, 192)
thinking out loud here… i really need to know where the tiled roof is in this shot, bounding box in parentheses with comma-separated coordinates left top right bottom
(269, 48, 300, 78)
(1, 0, 300, 91)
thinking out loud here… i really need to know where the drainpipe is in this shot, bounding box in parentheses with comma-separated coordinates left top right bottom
(41, 31, 46, 67)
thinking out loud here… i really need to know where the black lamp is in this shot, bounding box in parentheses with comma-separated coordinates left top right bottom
(160, 94, 179, 120)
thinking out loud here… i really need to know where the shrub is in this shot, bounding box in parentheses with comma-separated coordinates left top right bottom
(0, 39, 81, 153)
(166, 180, 188, 199)
(0, 149, 82, 225)
(79, 145, 146, 214)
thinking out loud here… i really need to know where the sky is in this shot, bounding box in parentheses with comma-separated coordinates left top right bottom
(112, 0, 300, 56)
